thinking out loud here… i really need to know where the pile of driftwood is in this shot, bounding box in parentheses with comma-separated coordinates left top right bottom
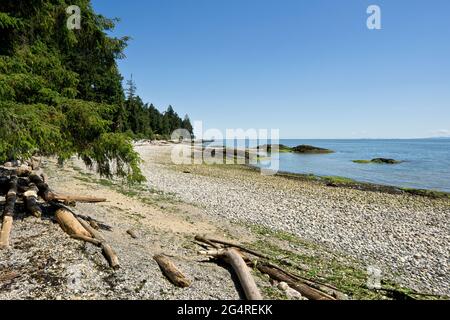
(152, 234, 348, 300)
(0, 160, 119, 269)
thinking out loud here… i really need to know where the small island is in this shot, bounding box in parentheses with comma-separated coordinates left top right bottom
(258, 144, 334, 154)
(353, 158, 403, 164)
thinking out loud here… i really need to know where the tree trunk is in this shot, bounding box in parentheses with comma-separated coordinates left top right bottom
(153, 254, 191, 288)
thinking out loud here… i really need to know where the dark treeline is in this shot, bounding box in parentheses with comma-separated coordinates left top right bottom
(123, 77, 193, 140)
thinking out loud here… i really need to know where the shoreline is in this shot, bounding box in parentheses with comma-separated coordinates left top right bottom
(153, 140, 450, 197)
(137, 144, 450, 296)
(246, 165, 450, 200)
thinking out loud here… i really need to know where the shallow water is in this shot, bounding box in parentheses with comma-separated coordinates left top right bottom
(210, 139, 450, 192)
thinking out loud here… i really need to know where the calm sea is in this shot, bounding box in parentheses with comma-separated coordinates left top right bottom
(209, 139, 450, 192)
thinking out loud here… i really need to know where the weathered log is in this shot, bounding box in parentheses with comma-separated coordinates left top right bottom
(77, 217, 106, 242)
(0, 176, 18, 249)
(195, 235, 269, 259)
(153, 254, 191, 288)
(71, 234, 103, 247)
(28, 173, 52, 201)
(23, 183, 42, 218)
(55, 208, 91, 238)
(256, 264, 335, 300)
(126, 229, 138, 239)
(50, 193, 107, 203)
(199, 248, 263, 300)
(0, 165, 32, 177)
(89, 220, 100, 230)
(50, 202, 112, 231)
(248, 259, 347, 300)
(0, 177, 9, 195)
(27, 176, 106, 204)
(0, 216, 13, 249)
(194, 235, 220, 249)
(3, 176, 18, 217)
(101, 243, 120, 270)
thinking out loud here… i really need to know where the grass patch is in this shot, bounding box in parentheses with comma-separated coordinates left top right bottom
(244, 224, 442, 300)
(401, 188, 450, 200)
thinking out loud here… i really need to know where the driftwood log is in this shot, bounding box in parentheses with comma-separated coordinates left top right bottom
(195, 235, 344, 301)
(195, 235, 269, 259)
(77, 217, 106, 242)
(101, 243, 120, 270)
(126, 229, 138, 239)
(153, 254, 191, 288)
(0, 176, 18, 248)
(255, 263, 335, 300)
(199, 248, 263, 300)
(55, 208, 91, 238)
(24, 183, 42, 218)
(0, 161, 119, 269)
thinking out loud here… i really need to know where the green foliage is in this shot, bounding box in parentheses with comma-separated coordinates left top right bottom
(0, 1, 193, 183)
(122, 78, 193, 139)
(0, 0, 141, 182)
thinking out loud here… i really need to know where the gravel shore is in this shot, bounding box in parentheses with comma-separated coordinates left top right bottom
(138, 145, 450, 296)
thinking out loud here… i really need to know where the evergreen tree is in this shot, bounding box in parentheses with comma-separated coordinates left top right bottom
(181, 115, 193, 135)
(0, 0, 143, 182)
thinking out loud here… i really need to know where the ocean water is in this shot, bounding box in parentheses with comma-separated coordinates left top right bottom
(209, 139, 450, 192)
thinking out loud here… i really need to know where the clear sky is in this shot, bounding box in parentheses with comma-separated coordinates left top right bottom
(92, 0, 450, 139)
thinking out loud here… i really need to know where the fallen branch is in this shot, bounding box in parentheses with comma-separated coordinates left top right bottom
(127, 229, 138, 239)
(195, 235, 269, 259)
(101, 243, 120, 270)
(71, 234, 102, 247)
(55, 208, 91, 238)
(77, 217, 106, 242)
(50, 201, 112, 231)
(153, 254, 191, 288)
(50, 193, 107, 204)
(74, 216, 119, 270)
(199, 248, 263, 300)
(252, 260, 347, 300)
(255, 263, 335, 300)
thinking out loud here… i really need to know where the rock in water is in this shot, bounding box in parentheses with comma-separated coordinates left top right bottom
(291, 145, 334, 154)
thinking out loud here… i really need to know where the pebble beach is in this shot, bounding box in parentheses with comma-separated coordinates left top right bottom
(138, 144, 450, 296)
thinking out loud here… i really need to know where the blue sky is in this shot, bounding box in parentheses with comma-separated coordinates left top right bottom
(92, 0, 450, 139)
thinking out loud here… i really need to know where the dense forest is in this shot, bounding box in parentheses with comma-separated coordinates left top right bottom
(0, 0, 192, 182)
(123, 77, 193, 140)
